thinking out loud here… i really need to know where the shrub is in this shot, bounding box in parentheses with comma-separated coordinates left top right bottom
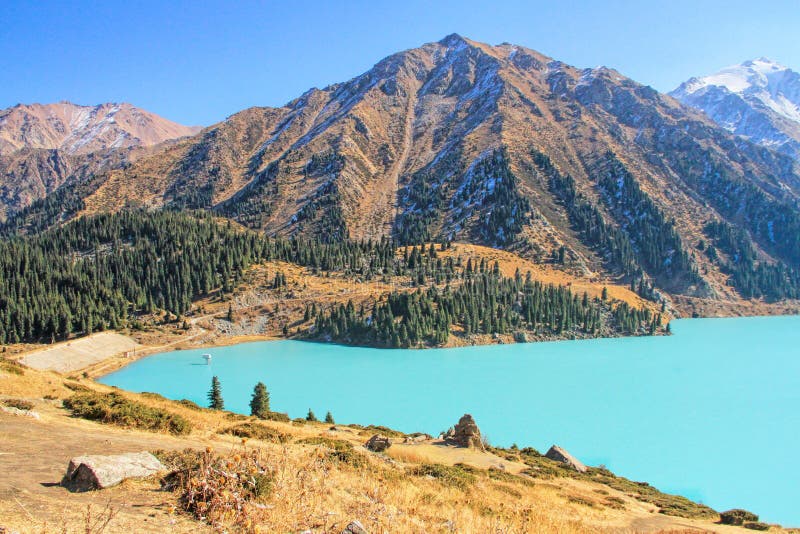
(362, 425, 404, 438)
(410, 463, 476, 490)
(0, 357, 24, 375)
(164, 448, 274, 528)
(297, 436, 365, 466)
(298, 437, 353, 451)
(744, 522, 770, 531)
(487, 467, 535, 487)
(588, 468, 717, 519)
(63, 392, 192, 435)
(519, 456, 570, 479)
(63, 381, 92, 393)
(1, 399, 34, 411)
(178, 399, 205, 410)
(605, 496, 626, 510)
(153, 448, 206, 482)
(567, 495, 595, 507)
(519, 446, 542, 457)
(262, 411, 290, 422)
(720, 509, 760, 525)
(220, 423, 289, 443)
(328, 448, 367, 468)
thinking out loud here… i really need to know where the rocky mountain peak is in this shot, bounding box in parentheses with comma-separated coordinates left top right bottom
(671, 58, 800, 159)
(0, 101, 201, 156)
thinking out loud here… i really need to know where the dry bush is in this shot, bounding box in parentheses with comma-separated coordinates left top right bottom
(0, 357, 25, 375)
(220, 422, 290, 443)
(1, 398, 34, 411)
(171, 447, 274, 529)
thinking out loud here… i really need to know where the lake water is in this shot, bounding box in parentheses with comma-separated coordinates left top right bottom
(100, 315, 800, 525)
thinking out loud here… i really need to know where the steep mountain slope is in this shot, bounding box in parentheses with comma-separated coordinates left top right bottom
(6, 36, 800, 308)
(671, 58, 800, 160)
(0, 102, 201, 220)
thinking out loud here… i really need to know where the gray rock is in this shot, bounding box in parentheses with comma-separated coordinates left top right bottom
(341, 520, 368, 534)
(0, 405, 39, 419)
(445, 414, 484, 450)
(403, 433, 431, 444)
(364, 434, 391, 452)
(63, 451, 164, 491)
(544, 445, 587, 473)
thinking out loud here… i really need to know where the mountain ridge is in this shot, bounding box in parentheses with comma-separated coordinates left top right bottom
(0, 101, 201, 155)
(4, 35, 800, 312)
(670, 58, 800, 160)
(0, 101, 201, 220)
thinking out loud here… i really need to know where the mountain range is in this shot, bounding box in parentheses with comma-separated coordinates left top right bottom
(0, 102, 200, 220)
(671, 58, 800, 160)
(2, 35, 800, 311)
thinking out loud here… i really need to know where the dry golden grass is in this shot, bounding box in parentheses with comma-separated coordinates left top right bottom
(439, 243, 656, 312)
(1, 364, 789, 533)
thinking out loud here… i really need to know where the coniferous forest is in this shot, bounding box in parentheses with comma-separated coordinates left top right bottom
(0, 211, 658, 346)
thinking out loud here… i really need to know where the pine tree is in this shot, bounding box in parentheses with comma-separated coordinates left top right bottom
(208, 376, 224, 410)
(249, 381, 270, 418)
(306, 409, 318, 422)
(324, 411, 335, 424)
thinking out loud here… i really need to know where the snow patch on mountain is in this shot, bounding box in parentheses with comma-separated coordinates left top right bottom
(671, 58, 800, 159)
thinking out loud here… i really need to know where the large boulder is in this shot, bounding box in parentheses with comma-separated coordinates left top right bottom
(545, 445, 587, 473)
(63, 451, 164, 491)
(445, 414, 485, 450)
(364, 434, 391, 452)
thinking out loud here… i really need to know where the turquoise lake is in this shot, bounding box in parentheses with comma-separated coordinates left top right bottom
(100, 315, 800, 525)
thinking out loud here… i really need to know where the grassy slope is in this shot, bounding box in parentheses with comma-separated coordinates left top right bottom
(0, 361, 784, 533)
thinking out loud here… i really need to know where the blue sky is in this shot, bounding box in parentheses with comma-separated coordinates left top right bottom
(1, 0, 798, 126)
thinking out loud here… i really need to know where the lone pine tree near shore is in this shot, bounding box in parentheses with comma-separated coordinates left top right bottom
(208, 376, 224, 410)
(249, 382, 270, 418)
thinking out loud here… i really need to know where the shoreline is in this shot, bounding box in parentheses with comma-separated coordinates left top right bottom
(86, 316, 797, 528)
(9, 306, 799, 380)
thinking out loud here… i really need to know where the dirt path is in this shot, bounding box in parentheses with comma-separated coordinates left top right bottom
(0, 407, 213, 533)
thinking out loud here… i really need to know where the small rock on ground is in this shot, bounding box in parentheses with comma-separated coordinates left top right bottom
(341, 520, 368, 534)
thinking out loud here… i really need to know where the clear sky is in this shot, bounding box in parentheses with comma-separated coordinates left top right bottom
(1, 0, 798, 126)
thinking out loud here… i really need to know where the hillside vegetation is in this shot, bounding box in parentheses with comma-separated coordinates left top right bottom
(0, 211, 660, 348)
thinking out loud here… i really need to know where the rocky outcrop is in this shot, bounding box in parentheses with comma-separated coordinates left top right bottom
(0, 405, 40, 419)
(445, 414, 485, 450)
(545, 445, 587, 473)
(364, 434, 391, 452)
(63, 451, 164, 491)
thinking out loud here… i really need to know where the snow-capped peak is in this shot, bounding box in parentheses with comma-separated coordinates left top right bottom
(672, 58, 800, 123)
(670, 58, 800, 160)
